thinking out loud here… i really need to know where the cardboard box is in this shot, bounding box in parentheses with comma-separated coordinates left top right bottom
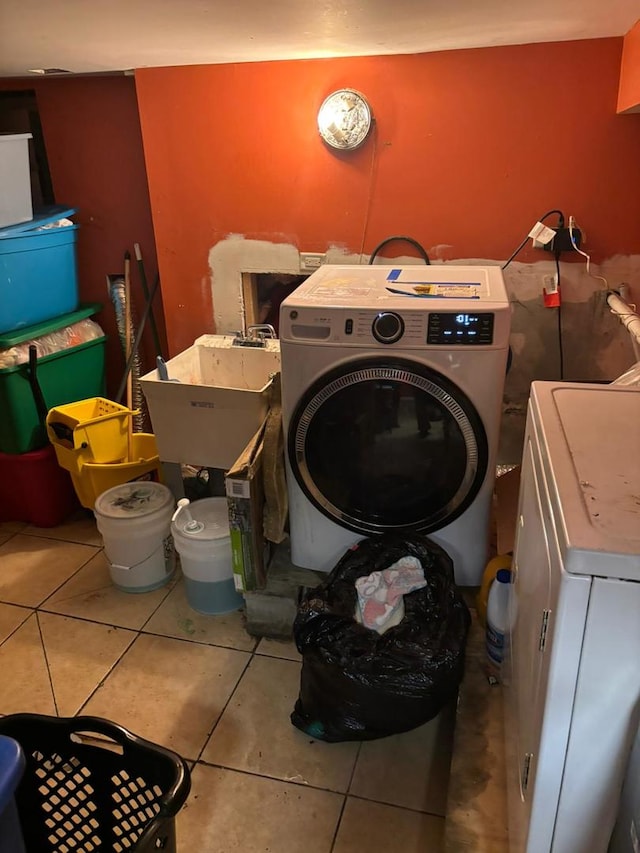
(140, 335, 280, 470)
(225, 374, 287, 593)
(226, 419, 268, 593)
(495, 466, 521, 555)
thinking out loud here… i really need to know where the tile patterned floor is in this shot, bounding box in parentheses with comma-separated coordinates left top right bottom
(0, 515, 452, 852)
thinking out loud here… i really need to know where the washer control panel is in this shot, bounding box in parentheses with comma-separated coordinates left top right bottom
(427, 312, 494, 345)
(285, 308, 496, 345)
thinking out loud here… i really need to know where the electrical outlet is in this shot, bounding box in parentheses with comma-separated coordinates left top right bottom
(300, 252, 325, 272)
(543, 227, 582, 253)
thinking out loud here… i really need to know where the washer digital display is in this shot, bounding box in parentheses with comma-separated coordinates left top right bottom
(427, 312, 494, 345)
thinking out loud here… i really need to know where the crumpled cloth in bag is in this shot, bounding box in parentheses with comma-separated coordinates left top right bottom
(355, 556, 426, 633)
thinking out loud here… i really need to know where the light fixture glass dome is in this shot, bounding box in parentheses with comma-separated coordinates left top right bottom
(317, 89, 372, 151)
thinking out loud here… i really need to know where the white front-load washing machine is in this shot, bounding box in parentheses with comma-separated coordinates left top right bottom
(279, 264, 511, 586)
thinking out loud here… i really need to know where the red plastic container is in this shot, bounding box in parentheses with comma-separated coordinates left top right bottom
(0, 444, 78, 527)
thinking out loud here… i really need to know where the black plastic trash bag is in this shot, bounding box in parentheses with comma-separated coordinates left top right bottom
(291, 534, 471, 742)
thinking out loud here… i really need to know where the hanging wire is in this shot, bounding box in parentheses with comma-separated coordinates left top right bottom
(554, 250, 564, 380)
(568, 216, 608, 290)
(502, 209, 565, 269)
(368, 235, 431, 265)
(358, 122, 379, 263)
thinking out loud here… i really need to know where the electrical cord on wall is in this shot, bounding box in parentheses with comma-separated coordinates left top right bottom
(502, 209, 565, 270)
(568, 215, 609, 290)
(358, 122, 379, 262)
(368, 235, 431, 265)
(554, 249, 564, 380)
(501, 208, 566, 382)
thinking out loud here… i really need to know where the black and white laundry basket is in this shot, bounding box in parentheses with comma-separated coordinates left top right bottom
(0, 714, 191, 853)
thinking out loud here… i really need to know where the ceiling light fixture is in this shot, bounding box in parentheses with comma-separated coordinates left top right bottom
(317, 89, 372, 151)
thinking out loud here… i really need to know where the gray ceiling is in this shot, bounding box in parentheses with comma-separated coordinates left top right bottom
(1, 0, 638, 77)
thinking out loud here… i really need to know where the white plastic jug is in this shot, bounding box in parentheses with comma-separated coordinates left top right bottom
(94, 482, 176, 593)
(486, 567, 513, 680)
(171, 497, 243, 615)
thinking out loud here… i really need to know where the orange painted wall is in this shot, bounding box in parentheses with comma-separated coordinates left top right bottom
(136, 38, 640, 357)
(618, 19, 640, 113)
(0, 75, 165, 394)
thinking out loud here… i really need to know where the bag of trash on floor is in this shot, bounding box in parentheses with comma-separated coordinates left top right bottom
(291, 533, 470, 742)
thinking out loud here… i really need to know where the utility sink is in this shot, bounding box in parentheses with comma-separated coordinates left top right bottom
(140, 334, 280, 469)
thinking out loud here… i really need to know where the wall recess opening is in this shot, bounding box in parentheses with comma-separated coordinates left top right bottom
(241, 272, 308, 336)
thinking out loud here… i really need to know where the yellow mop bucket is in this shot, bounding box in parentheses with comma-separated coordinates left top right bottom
(68, 432, 162, 509)
(46, 397, 136, 470)
(46, 398, 161, 508)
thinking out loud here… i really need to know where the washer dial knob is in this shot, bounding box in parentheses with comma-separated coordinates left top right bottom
(372, 312, 404, 344)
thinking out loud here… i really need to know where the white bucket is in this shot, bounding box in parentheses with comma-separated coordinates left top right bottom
(95, 482, 176, 593)
(171, 497, 244, 615)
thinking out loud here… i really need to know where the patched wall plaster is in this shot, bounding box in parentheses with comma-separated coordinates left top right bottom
(209, 235, 640, 463)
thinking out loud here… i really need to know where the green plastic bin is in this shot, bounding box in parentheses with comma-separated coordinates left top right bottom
(0, 305, 106, 455)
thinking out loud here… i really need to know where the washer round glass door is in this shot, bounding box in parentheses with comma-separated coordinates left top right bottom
(288, 358, 488, 535)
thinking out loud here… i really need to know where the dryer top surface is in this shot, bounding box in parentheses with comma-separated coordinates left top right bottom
(281, 264, 509, 310)
(530, 381, 640, 580)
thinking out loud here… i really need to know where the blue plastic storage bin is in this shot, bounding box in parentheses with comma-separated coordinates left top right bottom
(0, 736, 26, 853)
(0, 206, 79, 335)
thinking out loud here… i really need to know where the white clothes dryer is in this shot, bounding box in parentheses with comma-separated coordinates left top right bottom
(279, 264, 511, 586)
(504, 382, 640, 853)
(505, 382, 640, 853)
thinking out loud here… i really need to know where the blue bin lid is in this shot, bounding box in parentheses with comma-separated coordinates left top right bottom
(0, 206, 77, 238)
(0, 735, 25, 812)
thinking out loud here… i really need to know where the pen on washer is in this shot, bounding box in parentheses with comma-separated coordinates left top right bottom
(385, 286, 430, 298)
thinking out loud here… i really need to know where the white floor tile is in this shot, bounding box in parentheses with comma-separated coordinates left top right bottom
(178, 763, 343, 853)
(82, 633, 250, 760)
